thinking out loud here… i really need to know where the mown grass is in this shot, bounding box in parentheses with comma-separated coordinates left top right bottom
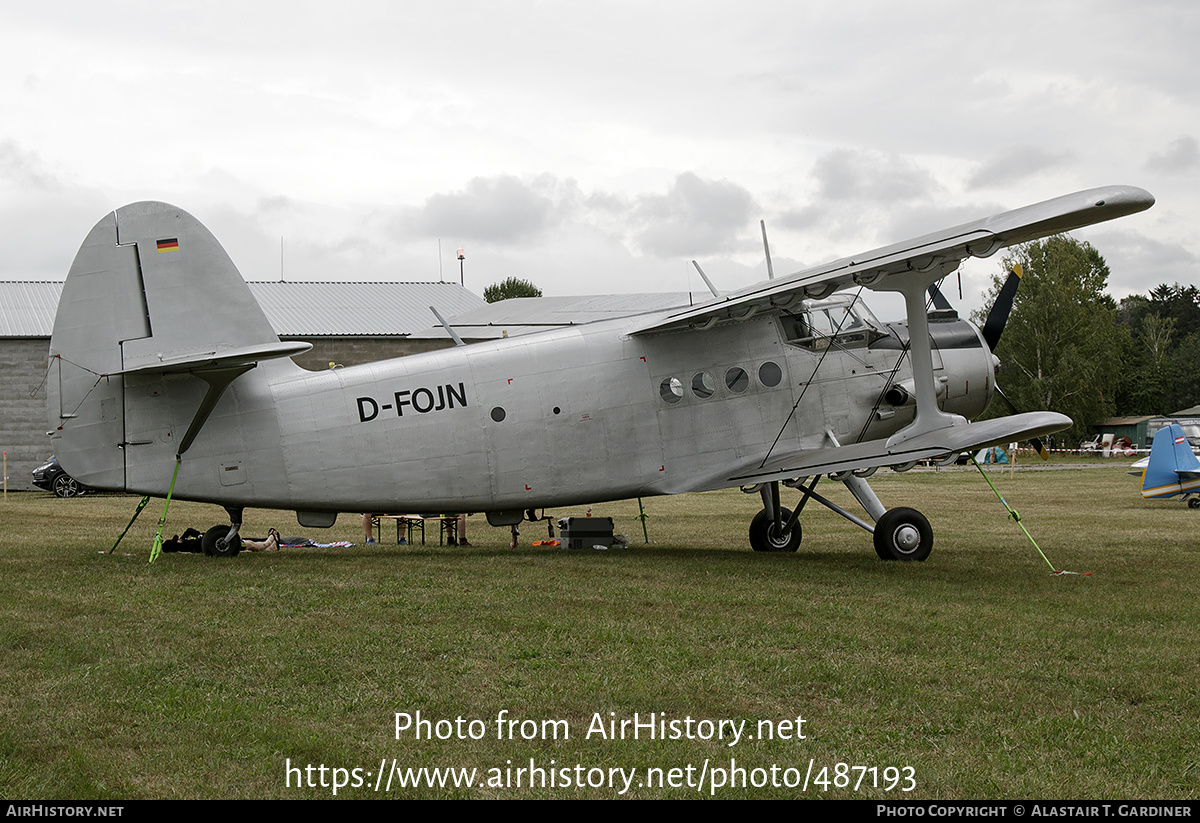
(1, 462, 1197, 799)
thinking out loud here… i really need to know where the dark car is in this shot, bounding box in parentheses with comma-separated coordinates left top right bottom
(32, 457, 89, 498)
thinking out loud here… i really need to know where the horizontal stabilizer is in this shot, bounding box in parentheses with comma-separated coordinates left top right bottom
(115, 340, 312, 376)
(727, 412, 1071, 486)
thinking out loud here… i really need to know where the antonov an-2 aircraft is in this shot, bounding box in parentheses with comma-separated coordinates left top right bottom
(47, 185, 1153, 560)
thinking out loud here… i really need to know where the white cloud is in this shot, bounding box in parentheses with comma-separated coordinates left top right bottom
(633, 173, 756, 257)
(408, 176, 555, 243)
(1146, 136, 1199, 174)
(968, 146, 1073, 190)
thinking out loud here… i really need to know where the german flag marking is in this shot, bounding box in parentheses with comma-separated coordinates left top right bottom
(156, 238, 179, 253)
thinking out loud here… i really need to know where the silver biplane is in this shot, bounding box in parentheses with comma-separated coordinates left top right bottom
(47, 185, 1153, 559)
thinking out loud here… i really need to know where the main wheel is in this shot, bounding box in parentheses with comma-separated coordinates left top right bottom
(873, 507, 932, 561)
(201, 524, 242, 557)
(749, 508, 802, 552)
(53, 474, 80, 498)
(1188, 498, 1200, 509)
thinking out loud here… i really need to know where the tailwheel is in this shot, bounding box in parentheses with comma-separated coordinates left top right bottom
(749, 508, 801, 553)
(202, 524, 243, 557)
(872, 507, 932, 561)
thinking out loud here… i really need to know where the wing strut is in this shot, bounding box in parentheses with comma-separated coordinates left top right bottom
(177, 365, 254, 456)
(878, 265, 968, 446)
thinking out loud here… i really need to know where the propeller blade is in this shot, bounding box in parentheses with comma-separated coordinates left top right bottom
(995, 384, 1050, 460)
(981, 263, 1023, 352)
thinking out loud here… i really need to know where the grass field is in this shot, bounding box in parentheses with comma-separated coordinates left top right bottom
(1, 462, 1197, 799)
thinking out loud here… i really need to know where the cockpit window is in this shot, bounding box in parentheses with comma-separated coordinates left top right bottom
(781, 296, 885, 350)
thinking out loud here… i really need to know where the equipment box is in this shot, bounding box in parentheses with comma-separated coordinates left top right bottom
(558, 517, 614, 549)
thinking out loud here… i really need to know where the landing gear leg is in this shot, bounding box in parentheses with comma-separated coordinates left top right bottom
(749, 482, 802, 552)
(838, 470, 934, 560)
(842, 474, 886, 523)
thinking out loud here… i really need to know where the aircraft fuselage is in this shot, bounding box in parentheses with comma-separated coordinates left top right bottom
(112, 304, 992, 517)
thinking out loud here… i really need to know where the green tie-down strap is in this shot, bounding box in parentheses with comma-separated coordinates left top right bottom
(149, 458, 182, 564)
(109, 496, 150, 555)
(970, 454, 1056, 572)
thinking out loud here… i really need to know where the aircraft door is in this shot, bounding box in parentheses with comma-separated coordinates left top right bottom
(467, 338, 578, 504)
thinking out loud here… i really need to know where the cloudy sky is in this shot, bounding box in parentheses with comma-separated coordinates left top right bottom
(2, 0, 1195, 319)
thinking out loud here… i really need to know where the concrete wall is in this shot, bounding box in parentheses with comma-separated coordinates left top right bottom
(1, 338, 52, 490)
(285, 336, 453, 372)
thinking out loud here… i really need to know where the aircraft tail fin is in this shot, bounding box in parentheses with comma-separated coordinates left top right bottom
(1140, 424, 1200, 499)
(48, 202, 305, 489)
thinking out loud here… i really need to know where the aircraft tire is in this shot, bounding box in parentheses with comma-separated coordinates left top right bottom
(202, 524, 243, 557)
(749, 508, 801, 552)
(1190, 498, 1200, 509)
(873, 507, 932, 561)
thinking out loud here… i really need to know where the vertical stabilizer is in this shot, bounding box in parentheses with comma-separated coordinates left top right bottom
(1141, 424, 1200, 498)
(48, 202, 293, 490)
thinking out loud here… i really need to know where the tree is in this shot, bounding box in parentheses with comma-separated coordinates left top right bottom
(484, 277, 542, 303)
(975, 236, 1131, 444)
(1148, 283, 1200, 339)
(1125, 312, 1177, 414)
(1165, 332, 1200, 412)
(1118, 283, 1200, 414)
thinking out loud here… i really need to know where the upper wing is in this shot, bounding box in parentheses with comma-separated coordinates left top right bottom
(631, 185, 1154, 336)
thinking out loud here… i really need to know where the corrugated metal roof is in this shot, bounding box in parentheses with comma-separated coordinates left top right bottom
(405, 293, 699, 340)
(0, 282, 61, 336)
(0, 281, 486, 337)
(443, 293, 697, 326)
(245, 281, 484, 336)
